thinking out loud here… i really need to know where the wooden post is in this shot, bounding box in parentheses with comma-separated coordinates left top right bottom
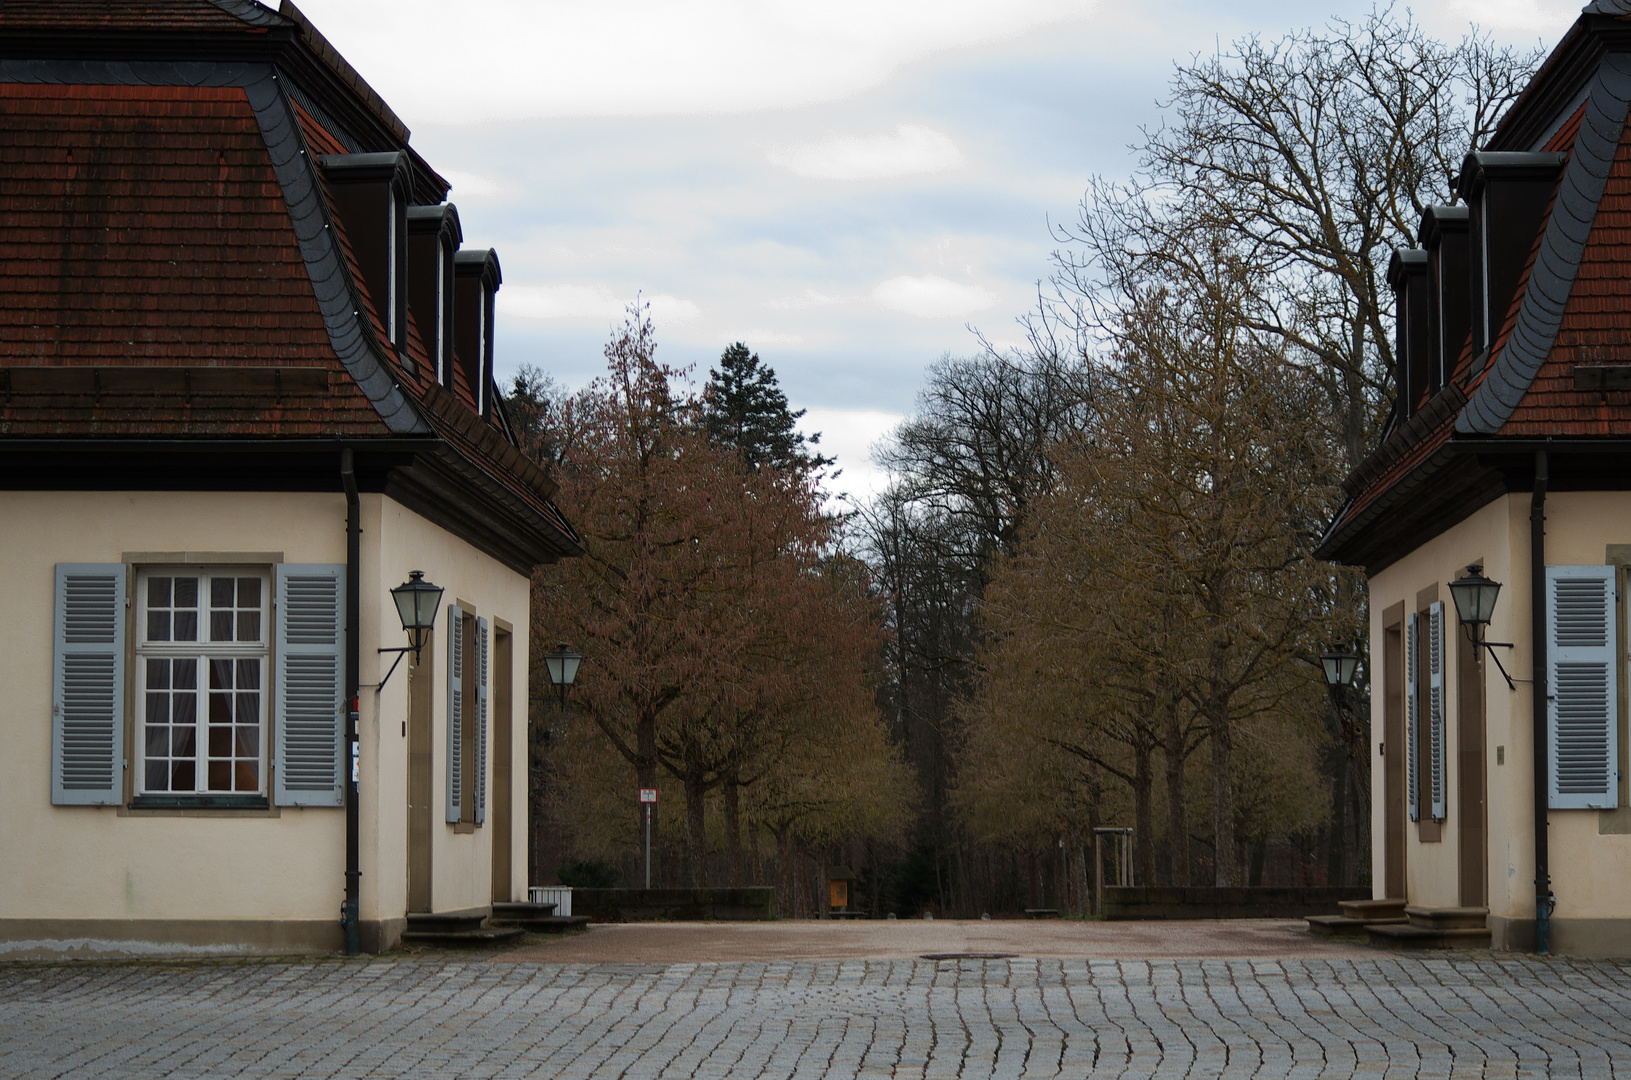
(1094, 832, 1104, 917)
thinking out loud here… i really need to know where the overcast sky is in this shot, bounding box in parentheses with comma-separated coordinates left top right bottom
(297, 0, 1575, 501)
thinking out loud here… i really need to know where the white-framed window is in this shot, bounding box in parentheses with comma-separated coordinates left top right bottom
(135, 569, 269, 797)
(50, 561, 346, 808)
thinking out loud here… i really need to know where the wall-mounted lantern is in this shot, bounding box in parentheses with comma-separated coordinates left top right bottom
(1448, 564, 1516, 690)
(1319, 644, 1360, 689)
(544, 642, 583, 711)
(376, 570, 444, 693)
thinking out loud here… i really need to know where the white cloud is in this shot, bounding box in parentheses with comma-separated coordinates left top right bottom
(767, 289, 844, 311)
(439, 168, 511, 201)
(498, 284, 700, 324)
(797, 407, 904, 505)
(290, 0, 1099, 121)
(719, 329, 806, 347)
(871, 274, 997, 319)
(1441, 0, 1577, 34)
(769, 124, 963, 180)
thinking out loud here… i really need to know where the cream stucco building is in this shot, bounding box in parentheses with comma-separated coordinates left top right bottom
(1320, 2, 1631, 955)
(0, 1, 579, 955)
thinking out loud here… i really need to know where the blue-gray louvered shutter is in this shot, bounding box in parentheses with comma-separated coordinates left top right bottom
(1548, 565, 1618, 809)
(474, 616, 489, 826)
(1429, 601, 1447, 821)
(1406, 610, 1420, 822)
(446, 604, 464, 824)
(52, 564, 127, 805)
(275, 564, 345, 807)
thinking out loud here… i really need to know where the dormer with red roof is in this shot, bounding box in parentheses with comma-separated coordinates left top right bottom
(1317, 2, 1631, 958)
(0, 0, 577, 957)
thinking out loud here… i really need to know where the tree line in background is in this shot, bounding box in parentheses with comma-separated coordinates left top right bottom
(506, 10, 1543, 915)
(508, 319, 913, 913)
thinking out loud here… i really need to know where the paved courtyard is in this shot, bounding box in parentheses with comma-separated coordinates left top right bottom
(3, 924, 1631, 1079)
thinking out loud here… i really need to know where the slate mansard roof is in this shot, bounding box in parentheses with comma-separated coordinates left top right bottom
(0, 0, 579, 572)
(1319, 3, 1631, 572)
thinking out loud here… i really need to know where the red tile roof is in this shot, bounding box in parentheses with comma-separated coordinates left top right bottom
(0, 82, 388, 436)
(1499, 129, 1631, 436)
(1, 35, 579, 558)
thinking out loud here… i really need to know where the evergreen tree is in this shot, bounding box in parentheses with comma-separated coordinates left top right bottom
(702, 342, 825, 471)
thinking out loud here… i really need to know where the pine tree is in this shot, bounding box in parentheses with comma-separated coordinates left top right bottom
(702, 342, 825, 471)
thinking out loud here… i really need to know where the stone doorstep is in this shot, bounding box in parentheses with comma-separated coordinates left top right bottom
(1305, 914, 1408, 938)
(1367, 923, 1492, 949)
(492, 901, 557, 919)
(404, 907, 491, 935)
(399, 926, 527, 949)
(489, 914, 591, 934)
(1339, 898, 1408, 921)
(1403, 905, 1490, 931)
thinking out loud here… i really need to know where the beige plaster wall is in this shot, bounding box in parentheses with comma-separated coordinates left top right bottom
(0, 490, 347, 921)
(369, 495, 530, 916)
(1367, 490, 1631, 924)
(0, 489, 530, 928)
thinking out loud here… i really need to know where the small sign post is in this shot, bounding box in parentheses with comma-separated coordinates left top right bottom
(639, 789, 657, 888)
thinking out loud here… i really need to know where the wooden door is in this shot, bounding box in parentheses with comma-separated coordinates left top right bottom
(1457, 620, 1487, 906)
(407, 630, 434, 912)
(491, 626, 514, 902)
(1383, 616, 1406, 899)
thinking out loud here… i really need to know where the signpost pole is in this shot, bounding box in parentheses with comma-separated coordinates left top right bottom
(639, 788, 657, 889)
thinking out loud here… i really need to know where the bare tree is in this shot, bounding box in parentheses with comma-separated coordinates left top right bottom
(1052, 8, 1539, 465)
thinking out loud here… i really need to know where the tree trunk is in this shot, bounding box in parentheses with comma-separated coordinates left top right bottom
(1208, 708, 1236, 886)
(684, 775, 707, 888)
(1070, 833, 1089, 916)
(1327, 755, 1349, 887)
(775, 827, 792, 916)
(1204, 625, 1237, 887)
(1133, 741, 1156, 887)
(1164, 707, 1190, 886)
(748, 815, 762, 887)
(723, 774, 742, 888)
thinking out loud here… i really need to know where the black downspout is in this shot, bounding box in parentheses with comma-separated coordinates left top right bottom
(1531, 449, 1550, 955)
(341, 447, 362, 957)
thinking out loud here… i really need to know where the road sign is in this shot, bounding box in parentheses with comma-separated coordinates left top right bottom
(639, 788, 658, 803)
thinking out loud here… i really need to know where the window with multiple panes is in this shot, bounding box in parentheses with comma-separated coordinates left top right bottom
(136, 570, 269, 796)
(50, 562, 347, 808)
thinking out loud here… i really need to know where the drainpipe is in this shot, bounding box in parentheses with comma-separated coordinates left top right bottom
(341, 447, 362, 957)
(1531, 449, 1550, 955)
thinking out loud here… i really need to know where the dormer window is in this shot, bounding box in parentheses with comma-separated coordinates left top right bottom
(454, 248, 502, 418)
(1456, 151, 1566, 373)
(387, 188, 400, 344)
(1419, 204, 1469, 391)
(407, 204, 462, 385)
(319, 151, 412, 362)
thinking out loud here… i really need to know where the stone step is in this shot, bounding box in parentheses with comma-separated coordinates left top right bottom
(1404, 905, 1489, 931)
(1339, 897, 1407, 922)
(1305, 914, 1407, 938)
(400, 926, 526, 949)
(1368, 923, 1491, 950)
(489, 912, 591, 933)
(405, 907, 491, 935)
(493, 901, 558, 919)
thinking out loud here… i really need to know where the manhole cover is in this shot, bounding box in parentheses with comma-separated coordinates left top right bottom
(920, 952, 1016, 961)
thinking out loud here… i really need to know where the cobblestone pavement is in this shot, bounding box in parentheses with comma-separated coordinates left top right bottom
(4, 952, 1631, 1079)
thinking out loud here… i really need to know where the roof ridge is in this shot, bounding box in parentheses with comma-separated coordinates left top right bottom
(1458, 51, 1631, 434)
(207, 0, 289, 27)
(276, 0, 408, 144)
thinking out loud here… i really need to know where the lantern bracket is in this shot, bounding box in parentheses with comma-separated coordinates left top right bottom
(1461, 624, 1518, 691)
